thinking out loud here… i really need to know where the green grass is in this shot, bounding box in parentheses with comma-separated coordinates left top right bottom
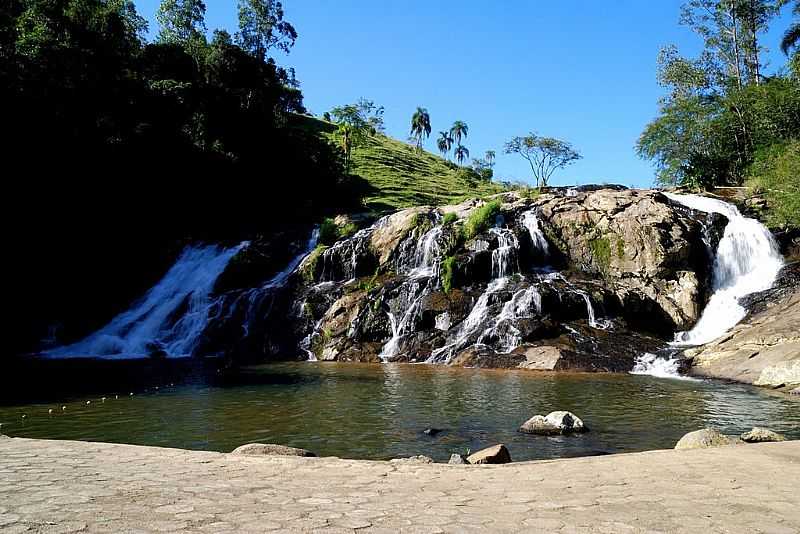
(290, 114, 504, 212)
(462, 200, 502, 241)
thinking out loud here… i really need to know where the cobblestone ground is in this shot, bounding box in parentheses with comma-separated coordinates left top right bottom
(1, 437, 798, 533)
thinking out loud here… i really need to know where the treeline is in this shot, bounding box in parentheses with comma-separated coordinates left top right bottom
(1, 0, 360, 355)
(638, 0, 800, 228)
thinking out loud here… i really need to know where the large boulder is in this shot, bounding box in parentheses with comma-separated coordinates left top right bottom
(519, 411, 588, 435)
(740, 428, 786, 443)
(467, 444, 512, 465)
(231, 443, 316, 457)
(674, 429, 734, 450)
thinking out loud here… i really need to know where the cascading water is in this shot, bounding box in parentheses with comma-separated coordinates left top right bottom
(489, 228, 519, 278)
(630, 353, 698, 381)
(520, 210, 549, 257)
(664, 193, 784, 346)
(47, 242, 247, 359)
(477, 285, 542, 351)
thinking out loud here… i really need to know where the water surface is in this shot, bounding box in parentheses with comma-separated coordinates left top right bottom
(1, 361, 797, 462)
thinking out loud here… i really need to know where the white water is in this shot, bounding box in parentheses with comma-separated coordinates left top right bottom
(521, 210, 549, 256)
(408, 224, 443, 278)
(489, 228, 519, 278)
(664, 193, 784, 346)
(47, 242, 247, 359)
(477, 285, 542, 351)
(630, 353, 698, 381)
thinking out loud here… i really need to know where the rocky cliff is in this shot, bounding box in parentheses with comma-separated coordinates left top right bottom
(201, 186, 721, 372)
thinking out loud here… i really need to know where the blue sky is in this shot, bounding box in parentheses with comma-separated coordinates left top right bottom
(136, 1, 794, 188)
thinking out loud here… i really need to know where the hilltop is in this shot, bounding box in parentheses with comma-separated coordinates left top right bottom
(290, 115, 504, 213)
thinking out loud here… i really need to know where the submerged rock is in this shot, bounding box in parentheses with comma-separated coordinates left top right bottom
(674, 429, 733, 450)
(422, 428, 442, 437)
(467, 444, 512, 465)
(390, 455, 434, 464)
(519, 411, 588, 435)
(740, 428, 786, 443)
(231, 443, 316, 457)
(448, 454, 469, 465)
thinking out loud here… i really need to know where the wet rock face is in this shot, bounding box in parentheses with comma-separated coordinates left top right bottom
(202, 187, 722, 370)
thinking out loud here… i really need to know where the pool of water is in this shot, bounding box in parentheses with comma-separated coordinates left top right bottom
(0, 361, 797, 462)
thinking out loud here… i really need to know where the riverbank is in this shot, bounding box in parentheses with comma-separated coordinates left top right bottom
(1, 437, 798, 533)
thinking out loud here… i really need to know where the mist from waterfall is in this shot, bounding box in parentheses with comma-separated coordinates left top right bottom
(664, 193, 784, 346)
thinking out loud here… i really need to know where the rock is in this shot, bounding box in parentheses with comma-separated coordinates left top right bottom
(389, 455, 434, 464)
(740, 427, 786, 443)
(791, 387, 800, 396)
(231, 443, 316, 457)
(519, 411, 588, 435)
(674, 429, 733, 450)
(448, 454, 469, 465)
(466, 444, 512, 465)
(423, 428, 442, 436)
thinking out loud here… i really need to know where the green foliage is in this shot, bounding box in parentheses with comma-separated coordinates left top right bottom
(504, 133, 582, 187)
(236, 0, 297, 59)
(330, 98, 384, 170)
(746, 140, 800, 228)
(462, 201, 501, 241)
(318, 218, 357, 246)
(616, 238, 625, 260)
(442, 212, 458, 226)
(156, 0, 207, 53)
(410, 107, 431, 151)
(442, 255, 457, 293)
(589, 236, 612, 272)
(301, 245, 328, 283)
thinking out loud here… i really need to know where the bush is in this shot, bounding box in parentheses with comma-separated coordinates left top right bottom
(746, 140, 800, 229)
(442, 256, 457, 293)
(462, 201, 501, 240)
(442, 212, 458, 226)
(319, 218, 339, 246)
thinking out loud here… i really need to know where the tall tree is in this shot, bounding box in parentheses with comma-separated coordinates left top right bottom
(454, 144, 469, 166)
(781, 1, 800, 55)
(157, 0, 207, 51)
(437, 131, 453, 159)
(410, 107, 431, 151)
(450, 120, 468, 146)
(504, 134, 582, 187)
(485, 150, 496, 168)
(236, 0, 297, 60)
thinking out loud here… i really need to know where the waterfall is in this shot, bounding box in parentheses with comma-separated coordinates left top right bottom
(489, 228, 519, 278)
(520, 210, 549, 256)
(47, 242, 247, 359)
(664, 193, 784, 346)
(477, 285, 542, 352)
(575, 290, 611, 330)
(408, 224, 443, 278)
(630, 353, 698, 381)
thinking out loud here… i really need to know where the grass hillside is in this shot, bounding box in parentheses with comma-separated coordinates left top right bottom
(291, 114, 504, 212)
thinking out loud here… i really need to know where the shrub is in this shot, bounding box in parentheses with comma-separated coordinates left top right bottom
(442, 212, 458, 226)
(746, 140, 800, 229)
(301, 245, 328, 283)
(442, 255, 457, 293)
(319, 218, 339, 246)
(462, 200, 501, 240)
(589, 236, 611, 272)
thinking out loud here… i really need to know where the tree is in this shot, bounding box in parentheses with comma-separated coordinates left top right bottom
(410, 107, 431, 151)
(485, 150, 496, 168)
(157, 0, 207, 54)
(330, 98, 384, 170)
(454, 144, 470, 166)
(437, 131, 453, 159)
(781, 1, 800, 55)
(236, 0, 297, 60)
(450, 120, 468, 146)
(504, 134, 582, 187)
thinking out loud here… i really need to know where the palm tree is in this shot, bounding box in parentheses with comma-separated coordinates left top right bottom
(781, 1, 800, 56)
(410, 107, 431, 151)
(450, 121, 469, 146)
(485, 150, 496, 168)
(454, 144, 470, 166)
(437, 131, 453, 159)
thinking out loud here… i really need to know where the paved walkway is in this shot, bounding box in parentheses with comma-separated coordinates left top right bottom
(1, 437, 799, 534)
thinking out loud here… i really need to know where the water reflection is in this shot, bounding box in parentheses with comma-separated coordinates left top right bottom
(0, 362, 797, 462)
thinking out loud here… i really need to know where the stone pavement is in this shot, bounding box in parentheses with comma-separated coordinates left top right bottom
(1, 437, 799, 533)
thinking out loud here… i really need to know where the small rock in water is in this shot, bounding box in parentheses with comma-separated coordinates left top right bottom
(86, 401, 91, 405)
(519, 411, 588, 435)
(467, 444, 512, 465)
(790, 387, 800, 396)
(48, 409, 53, 415)
(389, 455, 434, 465)
(448, 454, 469, 465)
(740, 427, 786, 443)
(675, 428, 733, 450)
(231, 443, 317, 457)
(61, 406, 66, 411)
(423, 428, 442, 436)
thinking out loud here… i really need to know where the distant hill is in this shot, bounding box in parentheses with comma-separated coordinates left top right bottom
(290, 114, 504, 213)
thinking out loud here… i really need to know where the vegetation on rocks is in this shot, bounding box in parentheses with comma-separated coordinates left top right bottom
(746, 140, 800, 229)
(462, 201, 502, 241)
